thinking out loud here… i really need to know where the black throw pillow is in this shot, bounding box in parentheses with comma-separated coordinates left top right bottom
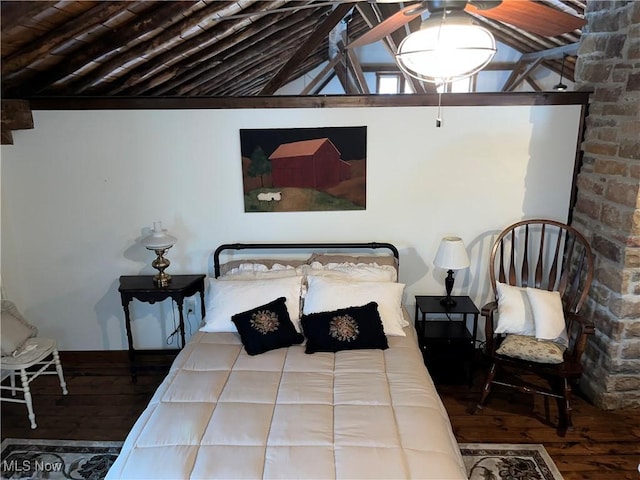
(231, 297, 304, 356)
(300, 302, 388, 354)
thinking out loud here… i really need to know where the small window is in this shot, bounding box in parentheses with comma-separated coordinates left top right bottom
(376, 72, 414, 94)
(377, 74, 400, 94)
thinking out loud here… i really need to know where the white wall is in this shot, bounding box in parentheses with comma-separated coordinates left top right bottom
(1, 104, 582, 350)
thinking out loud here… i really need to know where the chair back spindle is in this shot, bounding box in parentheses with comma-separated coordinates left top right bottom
(489, 219, 594, 316)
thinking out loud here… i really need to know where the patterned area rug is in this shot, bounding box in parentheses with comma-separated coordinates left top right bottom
(460, 443, 564, 480)
(1, 439, 563, 479)
(0, 439, 122, 480)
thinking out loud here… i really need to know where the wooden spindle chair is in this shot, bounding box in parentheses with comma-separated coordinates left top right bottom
(475, 219, 594, 436)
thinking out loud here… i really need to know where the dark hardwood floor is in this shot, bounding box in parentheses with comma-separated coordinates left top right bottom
(1, 351, 639, 479)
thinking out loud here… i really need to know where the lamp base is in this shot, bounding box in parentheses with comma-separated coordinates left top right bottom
(439, 269, 457, 308)
(151, 248, 172, 287)
(153, 272, 172, 287)
(439, 296, 457, 308)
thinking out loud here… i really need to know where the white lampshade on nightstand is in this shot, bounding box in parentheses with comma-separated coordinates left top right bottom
(433, 236, 470, 307)
(141, 221, 177, 287)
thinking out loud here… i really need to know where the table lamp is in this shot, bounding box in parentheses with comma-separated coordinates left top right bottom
(433, 236, 470, 307)
(141, 221, 177, 287)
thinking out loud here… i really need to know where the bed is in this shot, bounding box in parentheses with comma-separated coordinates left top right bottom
(107, 242, 466, 479)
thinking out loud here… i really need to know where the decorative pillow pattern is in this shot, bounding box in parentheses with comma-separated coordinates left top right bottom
(495, 282, 535, 336)
(201, 276, 304, 333)
(526, 288, 569, 347)
(1, 300, 38, 357)
(496, 334, 565, 364)
(303, 276, 406, 336)
(301, 302, 388, 354)
(231, 297, 304, 356)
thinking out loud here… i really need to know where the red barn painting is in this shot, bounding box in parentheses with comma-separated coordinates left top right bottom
(269, 138, 350, 189)
(240, 126, 366, 212)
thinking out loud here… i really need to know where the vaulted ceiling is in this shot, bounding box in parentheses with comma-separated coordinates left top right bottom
(1, 0, 585, 100)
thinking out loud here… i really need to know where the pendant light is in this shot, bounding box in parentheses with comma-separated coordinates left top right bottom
(553, 54, 568, 91)
(396, 7, 496, 84)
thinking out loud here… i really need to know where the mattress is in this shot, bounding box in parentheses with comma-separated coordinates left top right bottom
(107, 318, 466, 479)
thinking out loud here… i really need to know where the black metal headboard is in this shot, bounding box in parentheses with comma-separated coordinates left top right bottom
(213, 242, 399, 278)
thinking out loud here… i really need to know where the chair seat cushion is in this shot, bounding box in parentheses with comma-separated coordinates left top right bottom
(0, 338, 57, 368)
(496, 334, 565, 364)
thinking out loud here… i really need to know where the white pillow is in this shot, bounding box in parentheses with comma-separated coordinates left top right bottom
(495, 282, 535, 336)
(219, 266, 302, 280)
(526, 288, 569, 347)
(303, 276, 406, 336)
(201, 276, 304, 333)
(1, 301, 38, 357)
(304, 262, 397, 282)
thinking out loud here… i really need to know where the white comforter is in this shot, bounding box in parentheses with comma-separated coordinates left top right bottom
(107, 324, 466, 479)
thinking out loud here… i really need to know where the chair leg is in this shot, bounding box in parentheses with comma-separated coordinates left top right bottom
(10, 372, 16, 396)
(53, 349, 68, 395)
(552, 378, 573, 437)
(19, 369, 37, 429)
(475, 362, 498, 412)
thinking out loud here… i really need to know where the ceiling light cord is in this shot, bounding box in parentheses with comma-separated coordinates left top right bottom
(435, 9, 446, 128)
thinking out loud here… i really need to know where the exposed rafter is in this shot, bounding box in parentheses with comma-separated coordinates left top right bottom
(0, 1, 586, 99)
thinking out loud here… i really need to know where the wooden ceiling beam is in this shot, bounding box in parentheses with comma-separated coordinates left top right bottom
(1, 99, 33, 145)
(346, 49, 369, 94)
(259, 2, 354, 95)
(333, 57, 355, 95)
(0, 1, 57, 29)
(50, 0, 250, 93)
(112, 1, 299, 95)
(188, 22, 317, 96)
(69, 1, 244, 95)
(300, 55, 343, 95)
(7, 1, 192, 97)
(504, 57, 544, 91)
(230, 46, 330, 97)
(176, 19, 316, 96)
(126, 5, 316, 96)
(521, 43, 579, 60)
(1, 2, 136, 79)
(207, 43, 301, 97)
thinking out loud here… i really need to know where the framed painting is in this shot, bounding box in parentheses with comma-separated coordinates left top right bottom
(240, 126, 366, 212)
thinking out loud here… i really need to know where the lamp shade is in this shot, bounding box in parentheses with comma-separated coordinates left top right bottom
(396, 14, 496, 83)
(433, 236, 470, 270)
(141, 221, 177, 250)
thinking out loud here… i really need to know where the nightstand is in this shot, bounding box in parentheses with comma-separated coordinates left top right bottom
(119, 274, 206, 382)
(414, 295, 479, 385)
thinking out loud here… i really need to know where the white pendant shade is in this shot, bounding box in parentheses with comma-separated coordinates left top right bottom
(396, 15, 496, 83)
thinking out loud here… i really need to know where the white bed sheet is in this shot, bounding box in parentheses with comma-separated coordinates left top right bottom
(107, 316, 466, 479)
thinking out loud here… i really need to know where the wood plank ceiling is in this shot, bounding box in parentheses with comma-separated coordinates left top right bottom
(1, 0, 585, 100)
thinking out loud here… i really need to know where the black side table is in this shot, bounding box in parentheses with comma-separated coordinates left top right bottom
(119, 274, 206, 381)
(414, 295, 479, 386)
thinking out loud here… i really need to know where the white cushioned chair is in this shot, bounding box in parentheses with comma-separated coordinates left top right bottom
(1, 299, 68, 429)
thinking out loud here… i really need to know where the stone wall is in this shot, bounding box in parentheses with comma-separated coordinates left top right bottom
(572, 0, 640, 409)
